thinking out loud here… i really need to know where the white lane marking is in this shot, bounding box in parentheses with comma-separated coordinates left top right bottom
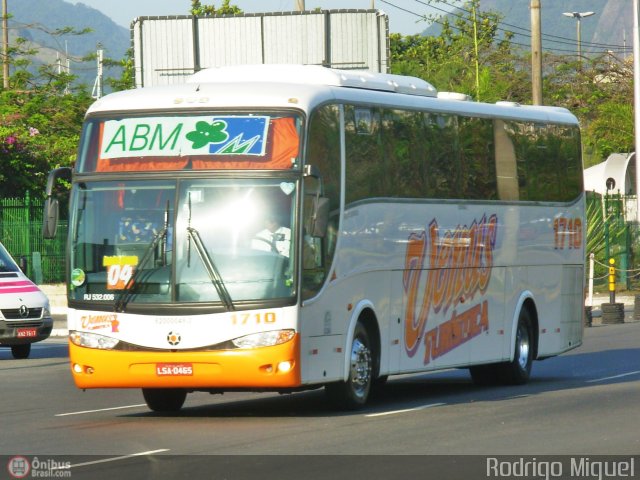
(365, 403, 446, 417)
(58, 449, 169, 469)
(586, 370, 640, 383)
(55, 404, 147, 416)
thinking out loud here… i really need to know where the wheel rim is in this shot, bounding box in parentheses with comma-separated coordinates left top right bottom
(517, 323, 530, 370)
(349, 337, 372, 399)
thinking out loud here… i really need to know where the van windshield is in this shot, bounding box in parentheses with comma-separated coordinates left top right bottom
(0, 244, 19, 273)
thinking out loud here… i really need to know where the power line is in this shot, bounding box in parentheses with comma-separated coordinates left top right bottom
(379, 0, 631, 55)
(436, 0, 629, 51)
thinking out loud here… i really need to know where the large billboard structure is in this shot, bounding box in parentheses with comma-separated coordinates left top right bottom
(132, 10, 389, 88)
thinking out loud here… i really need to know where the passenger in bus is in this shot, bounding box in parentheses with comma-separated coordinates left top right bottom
(252, 214, 291, 257)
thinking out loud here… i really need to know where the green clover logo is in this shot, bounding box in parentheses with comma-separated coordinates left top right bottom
(186, 120, 229, 149)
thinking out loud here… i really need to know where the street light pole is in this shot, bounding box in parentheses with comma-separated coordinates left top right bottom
(562, 11, 595, 67)
(634, 0, 640, 221)
(2, 0, 9, 89)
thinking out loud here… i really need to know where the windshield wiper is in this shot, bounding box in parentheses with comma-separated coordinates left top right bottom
(186, 226, 235, 311)
(114, 202, 170, 313)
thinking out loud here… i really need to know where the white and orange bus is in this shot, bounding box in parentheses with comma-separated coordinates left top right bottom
(44, 65, 584, 412)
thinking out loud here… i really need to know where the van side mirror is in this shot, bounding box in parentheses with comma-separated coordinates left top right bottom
(42, 167, 72, 239)
(18, 256, 27, 274)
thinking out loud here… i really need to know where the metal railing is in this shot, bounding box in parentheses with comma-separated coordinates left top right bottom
(0, 192, 67, 284)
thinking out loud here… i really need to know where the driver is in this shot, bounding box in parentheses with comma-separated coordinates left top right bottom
(252, 213, 291, 257)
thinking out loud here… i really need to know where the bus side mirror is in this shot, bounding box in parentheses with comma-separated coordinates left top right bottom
(42, 167, 72, 239)
(309, 196, 330, 238)
(42, 197, 60, 239)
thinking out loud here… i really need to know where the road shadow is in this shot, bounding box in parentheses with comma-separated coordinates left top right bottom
(125, 346, 640, 419)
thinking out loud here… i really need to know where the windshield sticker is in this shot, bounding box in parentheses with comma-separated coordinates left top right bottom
(70, 268, 86, 287)
(100, 116, 270, 159)
(103, 255, 139, 290)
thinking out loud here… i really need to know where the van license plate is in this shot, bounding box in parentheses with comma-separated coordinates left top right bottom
(17, 328, 37, 338)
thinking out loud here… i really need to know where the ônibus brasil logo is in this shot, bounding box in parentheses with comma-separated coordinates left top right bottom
(7, 456, 30, 478)
(7, 456, 71, 478)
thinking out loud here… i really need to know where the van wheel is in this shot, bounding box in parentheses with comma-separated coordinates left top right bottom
(325, 322, 373, 409)
(11, 344, 31, 359)
(500, 308, 533, 385)
(142, 388, 187, 412)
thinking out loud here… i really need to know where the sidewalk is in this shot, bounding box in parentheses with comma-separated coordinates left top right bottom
(39, 285, 639, 337)
(39, 284, 69, 337)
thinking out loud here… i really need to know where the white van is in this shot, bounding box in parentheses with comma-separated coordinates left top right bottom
(0, 242, 53, 358)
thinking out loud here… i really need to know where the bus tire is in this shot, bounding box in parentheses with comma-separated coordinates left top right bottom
(11, 344, 31, 359)
(500, 308, 534, 385)
(142, 388, 187, 412)
(325, 322, 373, 409)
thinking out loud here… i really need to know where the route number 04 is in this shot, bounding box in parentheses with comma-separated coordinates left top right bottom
(107, 264, 134, 290)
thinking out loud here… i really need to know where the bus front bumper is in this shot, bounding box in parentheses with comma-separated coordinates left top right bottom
(69, 334, 301, 390)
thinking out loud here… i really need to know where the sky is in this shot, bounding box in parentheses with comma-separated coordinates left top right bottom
(68, 0, 439, 36)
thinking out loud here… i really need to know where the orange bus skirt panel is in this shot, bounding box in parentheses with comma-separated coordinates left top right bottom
(69, 334, 301, 389)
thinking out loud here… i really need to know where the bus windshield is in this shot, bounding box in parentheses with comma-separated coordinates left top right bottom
(69, 178, 298, 307)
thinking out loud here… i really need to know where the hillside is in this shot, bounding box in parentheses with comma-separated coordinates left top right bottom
(7, 0, 130, 89)
(425, 0, 629, 56)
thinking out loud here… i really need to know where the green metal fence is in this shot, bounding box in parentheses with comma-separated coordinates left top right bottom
(586, 191, 640, 292)
(0, 192, 67, 284)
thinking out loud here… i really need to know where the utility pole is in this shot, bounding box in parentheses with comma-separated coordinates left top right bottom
(530, 0, 543, 105)
(2, 0, 9, 89)
(295, 1, 305, 12)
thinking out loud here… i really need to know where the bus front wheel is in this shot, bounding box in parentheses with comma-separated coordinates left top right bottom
(325, 322, 373, 410)
(142, 388, 187, 413)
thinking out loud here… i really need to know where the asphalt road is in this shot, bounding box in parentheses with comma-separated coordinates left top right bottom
(1, 322, 639, 480)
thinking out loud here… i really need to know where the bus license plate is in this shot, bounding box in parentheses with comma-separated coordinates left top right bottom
(156, 363, 193, 376)
(17, 328, 37, 338)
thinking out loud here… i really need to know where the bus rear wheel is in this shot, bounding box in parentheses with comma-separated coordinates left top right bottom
(325, 322, 373, 409)
(142, 388, 187, 412)
(500, 308, 533, 385)
(470, 308, 534, 386)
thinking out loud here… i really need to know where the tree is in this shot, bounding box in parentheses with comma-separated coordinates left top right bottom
(190, 0, 243, 16)
(1, 18, 92, 198)
(389, 0, 529, 104)
(545, 53, 633, 167)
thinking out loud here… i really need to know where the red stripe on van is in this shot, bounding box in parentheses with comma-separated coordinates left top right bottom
(0, 286, 40, 294)
(0, 280, 40, 294)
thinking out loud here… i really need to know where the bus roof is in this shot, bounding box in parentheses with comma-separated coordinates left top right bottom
(87, 64, 578, 125)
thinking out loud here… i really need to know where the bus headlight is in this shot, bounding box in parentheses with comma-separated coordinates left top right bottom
(232, 329, 295, 349)
(70, 330, 120, 350)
